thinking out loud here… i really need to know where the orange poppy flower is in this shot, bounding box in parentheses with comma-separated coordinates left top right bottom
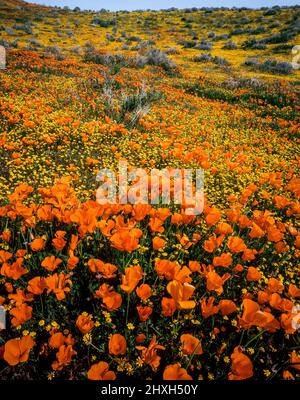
(70, 207, 99, 237)
(200, 297, 219, 318)
(137, 305, 153, 321)
(213, 253, 233, 268)
(219, 299, 237, 316)
(242, 248, 257, 261)
(163, 364, 192, 380)
(45, 273, 72, 301)
(228, 346, 253, 380)
(268, 278, 284, 294)
(88, 361, 116, 380)
(1, 258, 28, 280)
(95, 284, 122, 311)
(249, 223, 265, 239)
(152, 236, 166, 250)
(136, 284, 152, 301)
(4, 335, 35, 366)
(8, 289, 33, 305)
(205, 207, 221, 226)
(67, 251, 79, 270)
(239, 299, 280, 332)
(155, 259, 192, 283)
(76, 313, 94, 334)
(206, 271, 231, 294)
(257, 290, 270, 304)
(49, 332, 65, 349)
(288, 284, 300, 298)
(166, 280, 195, 310)
(120, 265, 143, 294)
(188, 261, 201, 273)
(52, 344, 77, 371)
(136, 336, 165, 371)
(267, 227, 283, 243)
(10, 303, 32, 327)
(227, 236, 247, 253)
(290, 351, 300, 371)
(27, 277, 47, 295)
(246, 267, 262, 282)
(0, 250, 13, 263)
(52, 231, 67, 251)
(30, 238, 45, 252)
(161, 297, 177, 317)
(110, 228, 143, 252)
(180, 334, 203, 355)
(109, 334, 127, 356)
(41, 256, 63, 272)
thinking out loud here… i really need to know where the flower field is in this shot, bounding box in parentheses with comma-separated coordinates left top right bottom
(0, 0, 300, 381)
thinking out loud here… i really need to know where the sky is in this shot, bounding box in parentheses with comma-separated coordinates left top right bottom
(26, 0, 300, 11)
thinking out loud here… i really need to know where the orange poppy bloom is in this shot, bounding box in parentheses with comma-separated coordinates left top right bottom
(49, 332, 65, 349)
(227, 236, 247, 253)
(136, 336, 165, 371)
(41, 256, 63, 272)
(109, 334, 127, 356)
(268, 278, 284, 293)
(200, 297, 219, 318)
(155, 259, 192, 283)
(70, 207, 99, 237)
(228, 346, 253, 380)
(110, 228, 143, 252)
(120, 265, 143, 294)
(205, 207, 221, 226)
(30, 238, 45, 252)
(27, 277, 47, 295)
(152, 236, 166, 250)
(239, 299, 280, 332)
(249, 223, 265, 239)
(137, 305, 153, 321)
(52, 344, 77, 371)
(95, 284, 122, 311)
(4, 335, 35, 366)
(161, 297, 177, 317)
(88, 361, 116, 380)
(219, 299, 237, 316)
(288, 284, 300, 298)
(290, 351, 300, 371)
(246, 267, 262, 282)
(10, 303, 32, 327)
(213, 253, 233, 268)
(188, 261, 201, 273)
(267, 227, 283, 243)
(52, 231, 67, 251)
(180, 334, 203, 355)
(76, 313, 94, 334)
(1, 258, 28, 280)
(45, 273, 72, 301)
(166, 280, 195, 310)
(206, 271, 231, 295)
(67, 251, 79, 270)
(163, 364, 192, 380)
(242, 248, 257, 261)
(0, 250, 13, 263)
(136, 284, 152, 301)
(136, 333, 146, 343)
